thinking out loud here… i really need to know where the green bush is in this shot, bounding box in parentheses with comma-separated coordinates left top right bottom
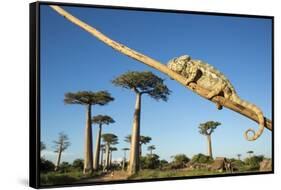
(191, 153, 213, 164)
(72, 159, 84, 171)
(140, 154, 160, 169)
(159, 159, 169, 169)
(59, 162, 72, 173)
(169, 154, 190, 169)
(40, 158, 55, 173)
(244, 155, 264, 170)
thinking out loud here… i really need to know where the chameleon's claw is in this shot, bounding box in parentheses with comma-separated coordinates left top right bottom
(216, 103, 223, 110)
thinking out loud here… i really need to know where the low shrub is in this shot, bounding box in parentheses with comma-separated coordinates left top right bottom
(191, 153, 213, 164)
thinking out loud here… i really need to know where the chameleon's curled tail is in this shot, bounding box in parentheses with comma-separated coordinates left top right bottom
(231, 95, 265, 141)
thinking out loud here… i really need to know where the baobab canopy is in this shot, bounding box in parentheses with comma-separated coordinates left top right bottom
(64, 91, 114, 105)
(112, 71, 171, 101)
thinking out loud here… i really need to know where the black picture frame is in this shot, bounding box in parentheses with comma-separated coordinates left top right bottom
(30, 1, 274, 189)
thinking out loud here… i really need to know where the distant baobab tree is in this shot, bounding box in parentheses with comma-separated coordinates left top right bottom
(109, 147, 118, 167)
(92, 115, 115, 171)
(125, 135, 152, 156)
(247, 150, 254, 157)
(100, 144, 105, 168)
(237, 154, 242, 160)
(147, 145, 156, 155)
(122, 148, 130, 170)
(102, 133, 118, 171)
(113, 71, 171, 175)
(199, 121, 221, 159)
(53, 132, 70, 171)
(64, 91, 114, 174)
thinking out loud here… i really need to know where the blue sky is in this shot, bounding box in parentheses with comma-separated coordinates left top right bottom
(40, 5, 272, 163)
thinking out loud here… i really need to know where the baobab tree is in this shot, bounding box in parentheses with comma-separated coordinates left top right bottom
(147, 145, 156, 155)
(109, 147, 118, 167)
(53, 132, 70, 171)
(100, 144, 105, 168)
(92, 115, 115, 171)
(102, 133, 118, 171)
(125, 135, 152, 156)
(198, 121, 221, 159)
(121, 148, 130, 170)
(247, 150, 254, 157)
(113, 71, 170, 175)
(237, 154, 242, 160)
(64, 91, 114, 174)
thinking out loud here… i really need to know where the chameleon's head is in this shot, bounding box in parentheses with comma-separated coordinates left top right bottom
(167, 55, 191, 74)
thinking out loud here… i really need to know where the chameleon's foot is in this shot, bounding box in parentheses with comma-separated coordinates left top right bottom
(216, 103, 223, 110)
(185, 80, 191, 86)
(206, 93, 215, 99)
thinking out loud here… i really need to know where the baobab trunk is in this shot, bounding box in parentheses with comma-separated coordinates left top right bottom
(93, 124, 102, 170)
(83, 104, 93, 174)
(128, 93, 141, 175)
(109, 151, 112, 167)
(122, 150, 127, 171)
(100, 149, 104, 167)
(122, 159, 126, 171)
(139, 144, 142, 156)
(54, 146, 62, 171)
(207, 135, 213, 159)
(105, 144, 110, 170)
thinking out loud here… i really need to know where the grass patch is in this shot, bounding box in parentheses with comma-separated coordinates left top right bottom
(40, 170, 103, 186)
(128, 169, 230, 180)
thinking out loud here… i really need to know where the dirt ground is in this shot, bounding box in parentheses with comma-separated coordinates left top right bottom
(81, 171, 129, 182)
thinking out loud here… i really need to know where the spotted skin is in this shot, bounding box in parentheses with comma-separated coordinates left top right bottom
(167, 55, 264, 141)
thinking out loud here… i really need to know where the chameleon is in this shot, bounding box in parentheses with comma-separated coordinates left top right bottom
(167, 55, 264, 141)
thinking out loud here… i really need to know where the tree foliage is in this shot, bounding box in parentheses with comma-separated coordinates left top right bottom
(53, 132, 70, 153)
(140, 154, 160, 169)
(191, 153, 213, 164)
(102, 133, 118, 145)
(147, 145, 156, 153)
(64, 91, 114, 105)
(122, 147, 130, 151)
(173, 154, 190, 164)
(247, 150, 254, 155)
(244, 155, 264, 170)
(59, 162, 72, 173)
(40, 158, 55, 173)
(125, 135, 152, 145)
(199, 121, 221, 135)
(112, 71, 171, 101)
(92, 115, 115, 126)
(169, 154, 190, 169)
(72, 159, 84, 170)
(109, 147, 118, 152)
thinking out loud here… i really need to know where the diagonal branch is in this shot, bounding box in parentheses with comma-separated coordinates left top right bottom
(49, 5, 272, 131)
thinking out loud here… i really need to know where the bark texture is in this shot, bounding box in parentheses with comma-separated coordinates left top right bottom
(100, 149, 104, 167)
(84, 104, 93, 174)
(128, 93, 141, 175)
(207, 135, 213, 159)
(54, 147, 62, 171)
(93, 124, 102, 170)
(105, 144, 110, 170)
